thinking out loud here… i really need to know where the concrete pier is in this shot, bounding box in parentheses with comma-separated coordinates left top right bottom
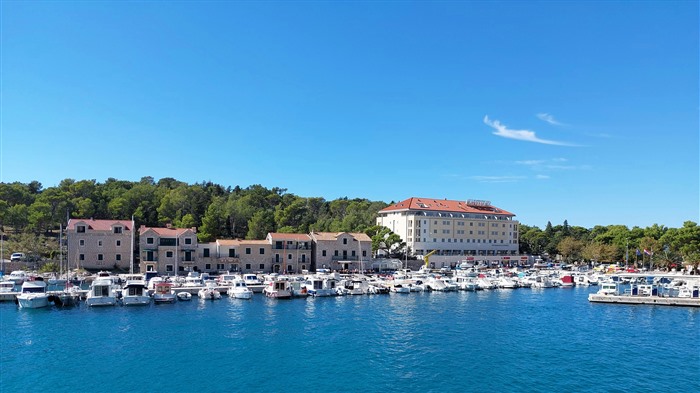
(588, 293, 700, 307)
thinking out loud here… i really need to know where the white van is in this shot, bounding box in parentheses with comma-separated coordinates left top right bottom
(10, 253, 25, 262)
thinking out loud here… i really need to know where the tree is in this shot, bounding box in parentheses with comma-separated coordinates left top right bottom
(246, 210, 275, 240)
(366, 226, 404, 256)
(558, 237, 583, 263)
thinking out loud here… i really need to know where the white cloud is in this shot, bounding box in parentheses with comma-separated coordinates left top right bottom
(535, 174, 550, 180)
(469, 175, 526, 183)
(537, 113, 565, 126)
(484, 116, 577, 146)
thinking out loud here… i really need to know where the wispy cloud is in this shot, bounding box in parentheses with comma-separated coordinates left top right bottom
(484, 116, 577, 146)
(514, 158, 590, 171)
(535, 174, 550, 180)
(536, 113, 566, 126)
(469, 175, 526, 183)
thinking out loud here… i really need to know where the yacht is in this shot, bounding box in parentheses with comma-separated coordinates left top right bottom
(229, 278, 253, 300)
(304, 275, 337, 297)
(122, 280, 152, 306)
(16, 277, 50, 309)
(86, 277, 119, 307)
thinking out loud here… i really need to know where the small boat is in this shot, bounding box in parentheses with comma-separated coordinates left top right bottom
(303, 275, 337, 297)
(176, 291, 192, 301)
(229, 278, 253, 300)
(391, 284, 410, 294)
(122, 280, 152, 306)
(263, 278, 292, 299)
(198, 282, 221, 300)
(52, 281, 81, 307)
(16, 277, 50, 309)
(153, 282, 177, 303)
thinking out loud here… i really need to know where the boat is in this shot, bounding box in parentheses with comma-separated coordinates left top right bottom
(229, 278, 253, 299)
(263, 278, 292, 299)
(153, 282, 177, 303)
(303, 275, 337, 297)
(16, 277, 50, 309)
(217, 273, 239, 287)
(198, 281, 221, 300)
(7, 271, 29, 285)
(183, 272, 203, 288)
(391, 284, 410, 294)
(53, 281, 81, 307)
(85, 277, 119, 307)
(0, 280, 19, 301)
(597, 282, 620, 295)
(176, 291, 192, 301)
(122, 280, 152, 306)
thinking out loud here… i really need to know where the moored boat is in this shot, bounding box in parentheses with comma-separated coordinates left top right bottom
(229, 278, 253, 299)
(153, 282, 177, 303)
(86, 277, 119, 307)
(16, 277, 50, 309)
(122, 280, 152, 306)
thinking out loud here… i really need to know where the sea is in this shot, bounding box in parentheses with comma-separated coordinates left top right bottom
(1, 286, 698, 393)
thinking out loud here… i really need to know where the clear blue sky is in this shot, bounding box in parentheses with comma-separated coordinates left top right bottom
(2, 1, 698, 230)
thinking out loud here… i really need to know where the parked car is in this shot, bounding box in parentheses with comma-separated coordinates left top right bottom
(10, 253, 25, 262)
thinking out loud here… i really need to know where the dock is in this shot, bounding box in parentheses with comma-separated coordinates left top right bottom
(588, 293, 700, 307)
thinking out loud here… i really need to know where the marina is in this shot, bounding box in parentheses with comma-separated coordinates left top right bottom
(2, 281, 698, 392)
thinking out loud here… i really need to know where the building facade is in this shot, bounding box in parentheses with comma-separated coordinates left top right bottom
(376, 197, 519, 258)
(310, 232, 372, 272)
(139, 226, 198, 275)
(66, 218, 134, 271)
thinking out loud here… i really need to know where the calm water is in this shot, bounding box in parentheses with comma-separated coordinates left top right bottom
(1, 287, 698, 392)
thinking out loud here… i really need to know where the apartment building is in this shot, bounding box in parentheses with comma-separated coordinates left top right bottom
(310, 232, 372, 272)
(376, 197, 519, 258)
(266, 233, 312, 274)
(139, 226, 198, 275)
(66, 218, 134, 271)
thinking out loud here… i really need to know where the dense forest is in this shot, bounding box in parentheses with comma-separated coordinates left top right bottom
(1, 177, 699, 269)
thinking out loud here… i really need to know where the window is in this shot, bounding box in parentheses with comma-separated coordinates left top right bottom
(217, 264, 224, 270)
(259, 248, 265, 255)
(116, 254, 121, 261)
(98, 240, 103, 247)
(77, 225, 86, 233)
(228, 249, 235, 257)
(343, 238, 347, 245)
(288, 254, 292, 260)
(351, 250, 356, 257)
(113, 227, 122, 234)
(259, 264, 264, 270)
(322, 250, 327, 257)
(98, 254, 103, 261)
(362, 251, 366, 257)
(166, 265, 173, 272)
(116, 240, 121, 247)
(205, 264, 211, 270)
(204, 248, 210, 257)
(334, 250, 339, 256)
(246, 248, 251, 255)
(79, 240, 85, 246)
(147, 237, 154, 244)
(160, 238, 176, 246)
(166, 251, 173, 258)
(79, 254, 85, 261)
(185, 238, 192, 245)
(245, 264, 251, 270)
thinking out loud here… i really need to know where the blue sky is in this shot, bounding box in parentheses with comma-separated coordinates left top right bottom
(1, 1, 698, 229)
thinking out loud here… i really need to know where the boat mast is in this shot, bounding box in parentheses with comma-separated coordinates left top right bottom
(129, 215, 134, 275)
(59, 223, 63, 277)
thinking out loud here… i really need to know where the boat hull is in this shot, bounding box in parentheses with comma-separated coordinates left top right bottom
(17, 294, 50, 309)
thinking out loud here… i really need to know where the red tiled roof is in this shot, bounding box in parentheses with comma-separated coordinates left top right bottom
(67, 218, 132, 231)
(379, 197, 515, 216)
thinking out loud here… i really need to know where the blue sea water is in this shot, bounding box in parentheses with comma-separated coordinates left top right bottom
(1, 287, 698, 393)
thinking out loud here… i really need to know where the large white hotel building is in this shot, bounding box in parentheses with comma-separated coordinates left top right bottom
(376, 197, 519, 258)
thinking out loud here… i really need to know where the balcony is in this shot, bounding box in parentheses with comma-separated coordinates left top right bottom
(331, 255, 362, 261)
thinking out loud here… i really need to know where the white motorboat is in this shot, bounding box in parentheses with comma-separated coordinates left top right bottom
(229, 279, 253, 299)
(198, 282, 221, 300)
(0, 280, 18, 301)
(86, 278, 119, 307)
(8, 271, 29, 285)
(122, 280, 152, 306)
(391, 284, 410, 294)
(176, 291, 192, 301)
(16, 278, 50, 309)
(183, 272, 203, 288)
(304, 275, 337, 297)
(153, 282, 177, 303)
